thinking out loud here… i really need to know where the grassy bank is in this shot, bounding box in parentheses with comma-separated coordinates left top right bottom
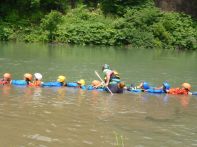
(0, 5, 197, 50)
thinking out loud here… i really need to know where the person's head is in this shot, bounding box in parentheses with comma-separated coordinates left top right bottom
(57, 75, 66, 83)
(91, 80, 101, 87)
(102, 64, 110, 71)
(162, 82, 170, 91)
(182, 83, 191, 91)
(34, 73, 42, 81)
(141, 82, 149, 90)
(77, 79, 85, 86)
(3, 73, 11, 81)
(118, 82, 125, 89)
(24, 73, 33, 81)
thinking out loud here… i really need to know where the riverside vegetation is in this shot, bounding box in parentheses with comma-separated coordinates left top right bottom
(0, 0, 197, 50)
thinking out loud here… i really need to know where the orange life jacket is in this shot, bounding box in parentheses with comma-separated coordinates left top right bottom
(29, 80, 42, 87)
(168, 88, 189, 95)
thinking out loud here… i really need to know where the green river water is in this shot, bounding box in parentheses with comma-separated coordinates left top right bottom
(0, 42, 197, 146)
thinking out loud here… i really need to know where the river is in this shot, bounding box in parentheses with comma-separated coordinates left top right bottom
(0, 42, 197, 146)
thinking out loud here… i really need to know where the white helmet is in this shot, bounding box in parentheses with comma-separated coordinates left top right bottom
(34, 73, 42, 80)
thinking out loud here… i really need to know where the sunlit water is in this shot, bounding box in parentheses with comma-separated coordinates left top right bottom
(0, 42, 197, 146)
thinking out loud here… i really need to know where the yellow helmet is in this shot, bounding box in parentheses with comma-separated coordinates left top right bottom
(182, 83, 191, 91)
(24, 73, 33, 81)
(77, 79, 85, 86)
(57, 75, 66, 83)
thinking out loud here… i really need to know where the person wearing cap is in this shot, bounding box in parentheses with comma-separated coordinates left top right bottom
(167, 83, 192, 95)
(0, 73, 12, 85)
(57, 75, 66, 86)
(77, 79, 86, 90)
(127, 81, 150, 92)
(91, 80, 102, 88)
(102, 64, 120, 86)
(42, 75, 66, 87)
(24, 73, 33, 85)
(31, 73, 43, 87)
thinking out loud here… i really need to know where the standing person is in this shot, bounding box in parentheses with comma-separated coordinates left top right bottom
(102, 64, 120, 86)
(0, 73, 12, 85)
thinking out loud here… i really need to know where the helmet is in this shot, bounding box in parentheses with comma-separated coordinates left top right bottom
(34, 73, 42, 80)
(91, 80, 101, 86)
(77, 79, 85, 86)
(163, 82, 170, 90)
(24, 73, 33, 81)
(102, 64, 110, 71)
(142, 82, 149, 90)
(3, 73, 11, 79)
(57, 75, 66, 83)
(182, 83, 191, 91)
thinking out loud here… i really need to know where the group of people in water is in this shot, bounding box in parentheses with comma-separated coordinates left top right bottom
(0, 64, 194, 95)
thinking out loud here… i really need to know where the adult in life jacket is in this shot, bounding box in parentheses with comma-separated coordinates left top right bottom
(0, 73, 12, 85)
(167, 83, 192, 95)
(102, 64, 120, 86)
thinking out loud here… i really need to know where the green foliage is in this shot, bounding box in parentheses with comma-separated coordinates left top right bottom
(100, 0, 154, 16)
(40, 11, 63, 41)
(0, 2, 197, 50)
(0, 23, 13, 41)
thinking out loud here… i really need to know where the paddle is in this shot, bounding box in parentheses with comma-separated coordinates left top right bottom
(94, 70, 113, 96)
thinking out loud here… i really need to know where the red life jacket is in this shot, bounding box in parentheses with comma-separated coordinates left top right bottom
(0, 80, 9, 85)
(168, 88, 189, 95)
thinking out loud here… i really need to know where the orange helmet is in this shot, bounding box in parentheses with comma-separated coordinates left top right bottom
(24, 73, 33, 81)
(3, 73, 11, 80)
(91, 80, 101, 86)
(118, 82, 125, 89)
(182, 83, 191, 91)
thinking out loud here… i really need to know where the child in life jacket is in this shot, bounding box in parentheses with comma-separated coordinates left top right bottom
(31, 73, 43, 87)
(167, 83, 191, 95)
(0, 73, 12, 85)
(24, 73, 33, 86)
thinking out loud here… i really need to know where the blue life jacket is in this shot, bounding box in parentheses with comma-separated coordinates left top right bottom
(42, 81, 63, 87)
(11, 80, 27, 86)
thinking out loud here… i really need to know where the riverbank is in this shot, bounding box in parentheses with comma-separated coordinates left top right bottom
(0, 4, 197, 50)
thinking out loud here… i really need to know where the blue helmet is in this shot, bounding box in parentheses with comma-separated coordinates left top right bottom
(102, 64, 110, 71)
(163, 82, 170, 90)
(142, 82, 150, 90)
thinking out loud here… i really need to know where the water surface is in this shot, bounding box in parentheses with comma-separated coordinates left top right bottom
(0, 42, 197, 146)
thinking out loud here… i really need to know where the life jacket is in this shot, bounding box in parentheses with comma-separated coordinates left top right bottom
(0, 80, 9, 85)
(168, 88, 189, 95)
(109, 70, 121, 84)
(110, 70, 120, 79)
(29, 80, 42, 87)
